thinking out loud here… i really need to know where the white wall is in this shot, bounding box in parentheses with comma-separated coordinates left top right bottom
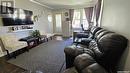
(101, 0, 130, 71)
(0, 0, 53, 36)
(15, 0, 53, 33)
(0, 0, 53, 56)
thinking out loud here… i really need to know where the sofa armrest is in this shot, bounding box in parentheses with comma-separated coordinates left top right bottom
(74, 53, 96, 72)
(82, 63, 108, 73)
(64, 45, 85, 68)
(80, 38, 92, 46)
(64, 45, 84, 57)
(74, 53, 108, 73)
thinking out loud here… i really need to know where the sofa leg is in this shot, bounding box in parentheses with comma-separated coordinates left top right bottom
(6, 50, 11, 59)
(6, 50, 17, 59)
(26, 49, 29, 52)
(47, 38, 49, 42)
(13, 52, 16, 59)
(51, 36, 53, 40)
(26, 47, 29, 52)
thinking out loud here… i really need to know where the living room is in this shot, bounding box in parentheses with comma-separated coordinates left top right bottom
(0, 0, 130, 73)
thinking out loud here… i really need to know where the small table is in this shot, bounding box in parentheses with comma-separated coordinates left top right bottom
(39, 35, 47, 42)
(46, 34, 55, 41)
(20, 36, 39, 49)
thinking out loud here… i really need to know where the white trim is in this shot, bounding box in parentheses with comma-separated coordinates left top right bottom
(30, 0, 53, 9)
(98, 0, 104, 27)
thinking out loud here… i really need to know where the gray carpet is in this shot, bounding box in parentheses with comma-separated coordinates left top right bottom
(8, 38, 72, 73)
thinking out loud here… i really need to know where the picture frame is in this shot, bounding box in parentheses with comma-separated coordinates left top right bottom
(65, 12, 68, 16)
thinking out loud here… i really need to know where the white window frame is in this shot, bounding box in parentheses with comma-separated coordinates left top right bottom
(72, 9, 89, 31)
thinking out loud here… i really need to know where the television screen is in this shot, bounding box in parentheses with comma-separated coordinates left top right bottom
(0, 6, 34, 26)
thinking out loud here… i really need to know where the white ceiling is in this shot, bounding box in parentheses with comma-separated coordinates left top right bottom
(31, 0, 98, 9)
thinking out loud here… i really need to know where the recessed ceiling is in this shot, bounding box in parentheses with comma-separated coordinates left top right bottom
(31, 0, 98, 9)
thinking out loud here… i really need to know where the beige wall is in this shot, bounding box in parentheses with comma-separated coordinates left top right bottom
(101, 0, 130, 71)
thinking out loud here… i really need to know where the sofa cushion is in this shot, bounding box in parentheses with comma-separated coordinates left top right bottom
(94, 29, 106, 39)
(89, 40, 98, 50)
(98, 33, 128, 54)
(82, 63, 108, 73)
(64, 45, 84, 57)
(95, 31, 112, 42)
(91, 27, 102, 37)
(80, 38, 92, 46)
(83, 48, 95, 57)
(88, 40, 103, 58)
(74, 54, 96, 72)
(97, 33, 128, 67)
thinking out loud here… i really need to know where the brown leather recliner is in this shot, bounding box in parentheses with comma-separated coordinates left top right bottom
(63, 27, 128, 73)
(75, 27, 102, 46)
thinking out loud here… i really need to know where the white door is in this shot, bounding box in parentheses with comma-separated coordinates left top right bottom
(55, 14, 62, 34)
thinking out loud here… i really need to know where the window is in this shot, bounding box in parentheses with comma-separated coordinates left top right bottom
(48, 15, 52, 22)
(19, 9, 25, 19)
(55, 14, 62, 33)
(72, 9, 89, 30)
(72, 10, 80, 29)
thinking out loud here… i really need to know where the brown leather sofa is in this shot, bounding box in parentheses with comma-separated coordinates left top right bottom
(74, 27, 102, 46)
(63, 27, 128, 73)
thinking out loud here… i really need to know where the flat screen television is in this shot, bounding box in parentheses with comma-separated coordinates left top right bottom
(0, 5, 34, 26)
